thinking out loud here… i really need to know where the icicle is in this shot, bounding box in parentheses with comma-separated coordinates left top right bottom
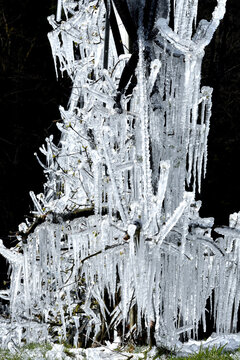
(61, 30, 75, 75)
(147, 59, 161, 94)
(23, 245, 31, 317)
(73, 316, 79, 348)
(10, 264, 23, 320)
(56, 0, 62, 22)
(101, 131, 128, 226)
(92, 151, 102, 215)
(138, 31, 153, 218)
(203, 88, 213, 178)
(128, 224, 137, 261)
(156, 160, 170, 216)
(47, 30, 61, 78)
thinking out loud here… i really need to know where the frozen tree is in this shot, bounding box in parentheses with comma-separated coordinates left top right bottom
(0, 0, 239, 350)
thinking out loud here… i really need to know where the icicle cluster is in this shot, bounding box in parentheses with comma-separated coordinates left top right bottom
(1, 0, 238, 350)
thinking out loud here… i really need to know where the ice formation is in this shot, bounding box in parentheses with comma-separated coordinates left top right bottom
(0, 0, 239, 350)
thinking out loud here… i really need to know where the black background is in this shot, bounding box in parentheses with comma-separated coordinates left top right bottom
(0, 0, 240, 286)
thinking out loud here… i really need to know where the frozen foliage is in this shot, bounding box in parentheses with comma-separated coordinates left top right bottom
(0, 0, 239, 351)
(175, 333, 240, 357)
(0, 330, 240, 359)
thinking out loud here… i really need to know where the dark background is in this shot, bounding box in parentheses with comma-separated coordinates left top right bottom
(0, 0, 240, 286)
(0, 0, 63, 285)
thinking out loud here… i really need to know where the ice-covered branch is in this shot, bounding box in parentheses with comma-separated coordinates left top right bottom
(154, 192, 194, 245)
(0, 240, 23, 265)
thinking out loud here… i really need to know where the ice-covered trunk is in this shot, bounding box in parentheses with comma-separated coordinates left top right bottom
(149, 43, 209, 213)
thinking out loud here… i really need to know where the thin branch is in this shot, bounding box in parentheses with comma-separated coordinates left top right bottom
(16, 207, 94, 243)
(80, 242, 127, 264)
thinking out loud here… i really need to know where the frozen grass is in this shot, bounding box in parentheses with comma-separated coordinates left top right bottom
(129, 345, 240, 359)
(0, 343, 239, 359)
(0, 343, 52, 360)
(170, 345, 238, 359)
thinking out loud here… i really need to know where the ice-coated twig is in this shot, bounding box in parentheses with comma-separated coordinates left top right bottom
(0, 240, 23, 265)
(80, 241, 128, 264)
(154, 192, 194, 245)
